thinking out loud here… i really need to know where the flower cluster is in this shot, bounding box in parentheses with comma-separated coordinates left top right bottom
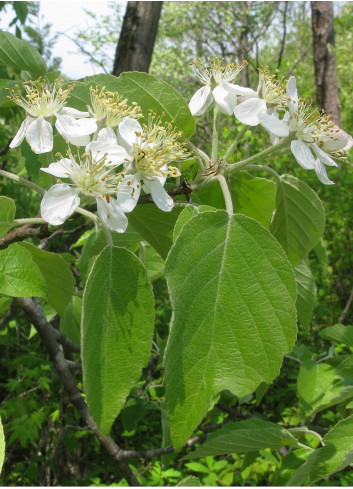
(8, 79, 188, 232)
(189, 58, 351, 184)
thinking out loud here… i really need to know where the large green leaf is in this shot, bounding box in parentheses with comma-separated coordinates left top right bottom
(185, 420, 298, 459)
(0, 415, 4, 475)
(0, 196, 16, 238)
(0, 31, 47, 75)
(287, 415, 353, 485)
(173, 204, 216, 241)
(270, 175, 325, 266)
(69, 72, 195, 138)
(60, 295, 82, 346)
(0, 243, 47, 298)
(193, 173, 276, 228)
(319, 324, 353, 347)
(272, 448, 313, 486)
(164, 210, 297, 450)
(82, 246, 154, 435)
(297, 359, 353, 416)
(19, 242, 75, 316)
(128, 204, 184, 259)
(230, 173, 276, 228)
(78, 226, 142, 283)
(294, 260, 316, 330)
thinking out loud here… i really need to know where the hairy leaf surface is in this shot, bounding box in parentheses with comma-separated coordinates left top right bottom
(270, 175, 325, 266)
(164, 210, 297, 449)
(82, 246, 154, 435)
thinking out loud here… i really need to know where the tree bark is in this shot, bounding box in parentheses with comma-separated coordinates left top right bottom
(112, 1, 163, 76)
(311, 1, 341, 126)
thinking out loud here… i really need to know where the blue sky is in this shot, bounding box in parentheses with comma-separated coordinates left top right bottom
(0, 1, 125, 79)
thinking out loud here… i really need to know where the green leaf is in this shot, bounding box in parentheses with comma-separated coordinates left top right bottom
(128, 204, 183, 259)
(0, 30, 47, 75)
(176, 476, 202, 486)
(319, 324, 353, 347)
(0, 243, 47, 298)
(60, 296, 82, 345)
(297, 359, 353, 416)
(78, 227, 142, 283)
(294, 260, 317, 330)
(19, 242, 75, 316)
(164, 211, 297, 450)
(0, 196, 16, 238)
(70, 72, 195, 138)
(230, 173, 276, 228)
(82, 246, 154, 435)
(287, 415, 353, 485)
(121, 398, 149, 432)
(0, 415, 4, 475)
(192, 173, 276, 228)
(173, 204, 216, 241)
(138, 243, 165, 282)
(184, 420, 298, 459)
(272, 448, 313, 486)
(270, 175, 325, 266)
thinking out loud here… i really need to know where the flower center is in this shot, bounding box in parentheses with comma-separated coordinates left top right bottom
(89, 86, 142, 127)
(190, 58, 247, 87)
(7, 78, 74, 118)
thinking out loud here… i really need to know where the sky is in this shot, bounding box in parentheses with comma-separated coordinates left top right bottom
(0, 0, 125, 79)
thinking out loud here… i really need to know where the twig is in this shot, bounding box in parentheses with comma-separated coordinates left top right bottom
(338, 286, 353, 323)
(0, 138, 13, 157)
(0, 222, 51, 250)
(215, 402, 253, 420)
(13, 297, 140, 486)
(57, 31, 108, 73)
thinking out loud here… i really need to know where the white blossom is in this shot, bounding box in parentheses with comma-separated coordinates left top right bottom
(260, 76, 350, 184)
(40, 137, 128, 232)
(189, 58, 249, 116)
(233, 69, 287, 126)
(112, 117, 187, 213)
(8, 79, 97, 154)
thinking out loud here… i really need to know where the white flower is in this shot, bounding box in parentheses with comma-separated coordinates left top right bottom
(189, 58, 248, 116)
(260, 76, 350, 184)
(40, 137, 128, 233)
(234, 69, 287, 126)
(112, 117, 186, 213)
(88, 86, 142, 128)
(8, 78, 97, 154)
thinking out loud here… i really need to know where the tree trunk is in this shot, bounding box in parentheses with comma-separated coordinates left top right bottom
(112, 1, 163, 77)
(311, 1, 341, 126)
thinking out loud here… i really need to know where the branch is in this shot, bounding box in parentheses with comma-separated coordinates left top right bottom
(0, 138, 13, 157)
(277, 1, 289, 72)
(57, 31, 108, 73)
(0, 222, 51, 250)
(338, 286, 353, 323)
(13, 297, 140, 486)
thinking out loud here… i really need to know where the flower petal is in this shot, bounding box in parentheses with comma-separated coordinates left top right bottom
(228, 84, 257, 97)
(149, 179, 174, 212)
(55, 113, 97, 139)
(118, 117, 142, 152)
(9, 117, 32, 148)
(59, 107, 90, 118)
(116, 174, 141, 213)
(96, 127, 118, 144)
(311, 143, 338, 167)
(315, 159, 335, 185)
(40, 184, 80, 225)
(188, 86, 213, 116)
(212, 82, 238, 115)
(97, 198, 128, 233)
(286, 76, 299, 115)
(85, 140, 130, 167)
(291, 139, 316, 169)
(40, 158, 79, 178)
(233, 97, 267, 126)
(25, 117, 53, 154)
(259, 112, 289, 137)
